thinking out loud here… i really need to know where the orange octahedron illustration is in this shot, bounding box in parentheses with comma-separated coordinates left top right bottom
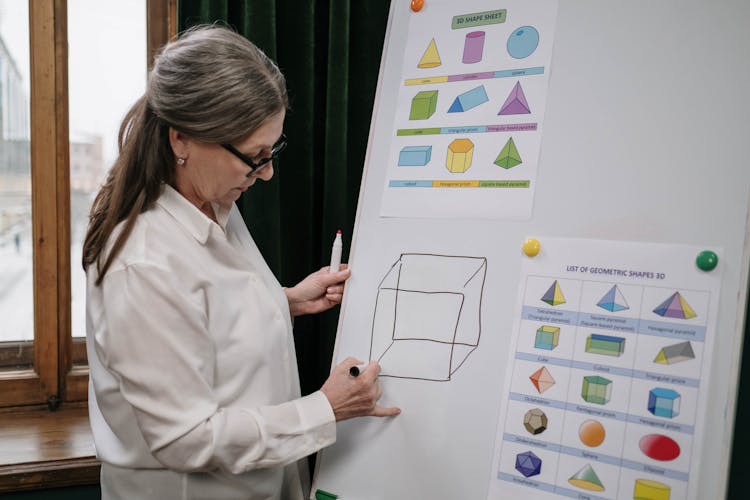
(529, 366, 555, 393)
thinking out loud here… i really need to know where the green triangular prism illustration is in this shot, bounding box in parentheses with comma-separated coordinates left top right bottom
(494, 137, 522, 169)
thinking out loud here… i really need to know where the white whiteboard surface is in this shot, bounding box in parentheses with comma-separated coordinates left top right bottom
(313, 1, 750, 499)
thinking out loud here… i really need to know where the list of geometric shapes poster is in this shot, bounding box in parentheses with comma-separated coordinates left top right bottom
(491, 270, 714, 499)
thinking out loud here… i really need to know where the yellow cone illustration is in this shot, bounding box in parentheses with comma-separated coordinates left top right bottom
(418, 38, 441, 68)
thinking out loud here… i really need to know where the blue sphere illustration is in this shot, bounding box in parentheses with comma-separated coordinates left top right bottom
(507, 26, 539, 59)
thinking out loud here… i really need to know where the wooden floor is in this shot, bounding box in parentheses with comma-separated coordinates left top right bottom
(0, 407, 99, 491)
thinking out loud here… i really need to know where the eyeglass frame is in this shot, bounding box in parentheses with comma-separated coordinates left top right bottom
(221, 133, 287, 176)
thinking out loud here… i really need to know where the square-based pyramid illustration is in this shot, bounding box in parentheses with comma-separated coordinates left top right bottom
(370, 253, 487, 381)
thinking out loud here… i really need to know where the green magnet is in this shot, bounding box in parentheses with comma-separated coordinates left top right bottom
(696, 250, 718, 271)
(315, 490, 338, 500)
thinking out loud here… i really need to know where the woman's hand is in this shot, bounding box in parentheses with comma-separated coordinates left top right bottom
(320, 357, 401, 421)
(284, 265, 351, 316)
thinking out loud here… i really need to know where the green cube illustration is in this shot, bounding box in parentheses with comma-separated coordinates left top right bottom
(409, 90, 438, 120)
(581, 375, 612, 405)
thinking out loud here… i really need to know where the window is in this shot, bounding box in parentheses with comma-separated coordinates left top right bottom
(0, 2, 32, 371)
(68, 0, 147, 342)
(0, 0, 175, 409)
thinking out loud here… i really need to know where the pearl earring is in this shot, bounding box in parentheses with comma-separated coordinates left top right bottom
(176, 157, 185, 166)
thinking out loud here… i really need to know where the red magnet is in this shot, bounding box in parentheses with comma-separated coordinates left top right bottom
(411, 0, 424, 13)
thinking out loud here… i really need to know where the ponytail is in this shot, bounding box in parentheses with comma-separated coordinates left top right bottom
(81, 96, 174, 285)
(82, 25, 289, 285)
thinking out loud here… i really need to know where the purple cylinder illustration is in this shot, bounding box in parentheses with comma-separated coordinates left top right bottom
(462, 31, 485, 64)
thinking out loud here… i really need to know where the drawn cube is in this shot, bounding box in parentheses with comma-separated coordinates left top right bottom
(409, 90, 438, 120)
(370, 254, 487, 381)
(581, 376, 612, 405)
(648, 388, 681, 418)
(398, 146, 432, 166)
(535, 325, 559, 350)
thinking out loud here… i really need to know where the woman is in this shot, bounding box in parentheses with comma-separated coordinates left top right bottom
(82, 25, 399, 499)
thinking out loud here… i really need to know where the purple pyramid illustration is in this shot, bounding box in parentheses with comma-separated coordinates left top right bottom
(653, 292, 697, 319)
(498, 81, 531, 115)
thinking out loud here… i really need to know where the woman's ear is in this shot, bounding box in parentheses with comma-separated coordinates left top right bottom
(168, 127, 191, 160)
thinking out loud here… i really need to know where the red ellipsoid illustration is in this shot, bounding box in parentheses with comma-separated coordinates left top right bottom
(639, 434, 680, 461)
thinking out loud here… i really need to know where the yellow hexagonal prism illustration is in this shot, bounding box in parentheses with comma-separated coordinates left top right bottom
(446, 138, 474, 173)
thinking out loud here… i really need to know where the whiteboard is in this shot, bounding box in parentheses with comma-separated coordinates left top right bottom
(313, 1, 750, 499)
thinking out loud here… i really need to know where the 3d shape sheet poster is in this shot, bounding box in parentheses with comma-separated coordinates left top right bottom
(379, 0, 558, 219)
(488, 237, 723, 500)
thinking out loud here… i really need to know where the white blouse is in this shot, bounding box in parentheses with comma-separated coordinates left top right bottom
(86, 184, 336, 500)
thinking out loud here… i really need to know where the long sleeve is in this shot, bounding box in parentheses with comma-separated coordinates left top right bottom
(95, 262, 336, 474)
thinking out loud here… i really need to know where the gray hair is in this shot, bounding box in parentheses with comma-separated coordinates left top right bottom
(83, 24, 288, 284)
(150, 24, 289, 143)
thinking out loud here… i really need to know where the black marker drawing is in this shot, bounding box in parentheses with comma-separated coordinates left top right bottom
(369, 253, 487, 381)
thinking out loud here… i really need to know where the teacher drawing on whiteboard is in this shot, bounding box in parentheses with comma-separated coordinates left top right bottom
(82, 25, 400, 500)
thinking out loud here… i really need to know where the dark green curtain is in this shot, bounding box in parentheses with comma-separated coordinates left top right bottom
(177, 0, 390, 396)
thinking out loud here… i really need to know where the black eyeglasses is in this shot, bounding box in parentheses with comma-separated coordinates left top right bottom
(221, 133, 287, 176)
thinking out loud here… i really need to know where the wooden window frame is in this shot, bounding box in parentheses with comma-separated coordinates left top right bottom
(0, 0, 176, 410)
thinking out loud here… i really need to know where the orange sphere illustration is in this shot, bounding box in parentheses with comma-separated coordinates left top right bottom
(578, 419, 605, 447)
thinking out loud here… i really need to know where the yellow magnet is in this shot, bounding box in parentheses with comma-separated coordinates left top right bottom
(523, 237, 541, 257)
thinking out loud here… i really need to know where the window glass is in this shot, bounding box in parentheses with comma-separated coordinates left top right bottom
(68, 0, 146, 338)
(0, 1, 33, 365)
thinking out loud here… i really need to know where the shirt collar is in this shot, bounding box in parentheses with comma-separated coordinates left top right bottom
(213, 201, 232, 229)
(156, 184, 231, 244)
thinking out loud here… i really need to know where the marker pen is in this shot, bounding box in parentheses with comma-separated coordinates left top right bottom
(348, 364, 367, 377)
(329, 230, 342, 273)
